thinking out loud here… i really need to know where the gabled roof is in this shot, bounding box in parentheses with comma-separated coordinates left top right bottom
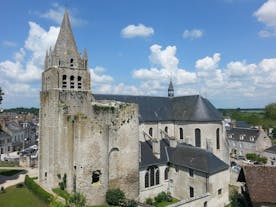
(227, 128, 259, 143)
(167, 143, 229, 175)
(94, 94, 222, 122)
(264, 145, 276, 154)
(238, 166, 276, 204)
(139, 139, 228, 175)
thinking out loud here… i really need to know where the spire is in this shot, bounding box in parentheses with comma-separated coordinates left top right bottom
(168, 79, 174, 98)
(53, 10, 81, 68)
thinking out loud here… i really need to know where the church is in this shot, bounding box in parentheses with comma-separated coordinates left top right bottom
(39, 11, 230, 207)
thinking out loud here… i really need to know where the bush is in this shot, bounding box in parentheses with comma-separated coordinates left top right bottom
(154, 192, 168, 203)
(246, 153, 267, 164)
(24, 175, 53, 203)
(16, 183, 24, 188)
(146, 198, 153, 205)
(68, 192, 86, 207)
(106, 188, 125, 206)
(154, 192, 172, 203)
(122, 199, 138, 207)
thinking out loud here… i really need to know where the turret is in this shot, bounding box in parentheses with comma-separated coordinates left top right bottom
(168, 79, 174, 98)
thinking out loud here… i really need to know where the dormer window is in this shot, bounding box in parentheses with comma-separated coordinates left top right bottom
(240, 134, 245, 140)
(250, 136, 255, 142)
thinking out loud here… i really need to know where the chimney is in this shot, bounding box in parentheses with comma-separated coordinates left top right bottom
(152, 139, 160, 159)
(169, 137, 177, 148)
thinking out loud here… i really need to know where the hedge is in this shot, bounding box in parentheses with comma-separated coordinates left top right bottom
(24, 175, 53, 204)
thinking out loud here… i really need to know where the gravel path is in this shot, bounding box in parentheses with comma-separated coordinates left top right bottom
(0, 167, 38, 189)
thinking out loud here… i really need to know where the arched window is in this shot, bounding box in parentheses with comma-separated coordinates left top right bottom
(216, 128, 220, 149)
(62, 75, 67, 88)
(70, 75, 74, 89)
(155, 168, 160, 185)
(77, 76, 82, 89)
(165, 126, 168, 133)
(164, 167, 169, 180)
(180, 128, 183, 140)
(204, 201, 207, 207)
(150, 166, 155, 186)
(70, 58, 74, 67)
(195, 128, 201, 147)
(149, 128, 153, 137)
(145, 172, 149, 188)
(145, 166, 159, 188)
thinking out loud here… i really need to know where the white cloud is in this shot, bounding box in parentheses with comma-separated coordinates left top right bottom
(254, 0, 276, 37)
(90, 67, 114, 85)
(183, 29, 203, 40)
(133, 44, 197, 95)
(2, 41, 16, 47)
(39, 3, 87, 26)
(0, 21, 59, 108)
(195, 53, 221, 70)
(121, 24, 154, 38)
(0, 22, 59, 83)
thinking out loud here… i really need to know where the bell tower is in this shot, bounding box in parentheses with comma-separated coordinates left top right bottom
(42, 10, 91, 92)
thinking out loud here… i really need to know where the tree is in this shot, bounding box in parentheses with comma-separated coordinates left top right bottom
(264, 103, 276, 120)
(0, 87, 4, 105)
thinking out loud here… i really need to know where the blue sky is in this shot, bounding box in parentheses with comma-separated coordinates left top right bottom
(1, 0, 276, 109)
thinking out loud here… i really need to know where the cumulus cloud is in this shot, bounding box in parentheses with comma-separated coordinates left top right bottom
(38, 3, 87, 26)
(254, 0, 276, 37)
(133, 44, 197, 96)
(182, 29, 203, 40)
(0, 21, 59, 107)
(195, 53, 220, 70)
(121, 24, 154, 38)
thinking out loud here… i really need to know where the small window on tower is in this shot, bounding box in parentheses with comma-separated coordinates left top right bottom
(92, 170, 101, 184)
(77, 76, 82, 89)
(62, 75, 67, 88)
(70, 58, 74, 67)
(70, 75, 74, 89)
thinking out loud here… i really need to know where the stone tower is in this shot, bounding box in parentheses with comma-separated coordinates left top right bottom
(168, 79, 174, 97)
(39, 11, 139, 205)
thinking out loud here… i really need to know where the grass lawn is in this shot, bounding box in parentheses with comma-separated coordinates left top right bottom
(0, 169, 24, 176)
(0, 162, 17, 167)
(0, 184, 48, 207)
(153, 198, 179, 207)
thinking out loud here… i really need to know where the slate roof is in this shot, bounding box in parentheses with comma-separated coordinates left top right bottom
(238, 166, 276, 204)
(6, 121, 24, 132)
(167, 143, 229, 175)
(139, 139, 229, 175)
(235, 121, 251, 129)
(227, 127, 259, 143)
(94, 94, 222, 122)
(264, 145, 276, 154)
(140, 139, 170, 168)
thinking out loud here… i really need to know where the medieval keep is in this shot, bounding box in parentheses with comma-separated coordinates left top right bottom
(39, 11, 230, 206)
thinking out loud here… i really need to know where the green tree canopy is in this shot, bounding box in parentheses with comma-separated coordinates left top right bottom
(264, 103, 276, 120)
